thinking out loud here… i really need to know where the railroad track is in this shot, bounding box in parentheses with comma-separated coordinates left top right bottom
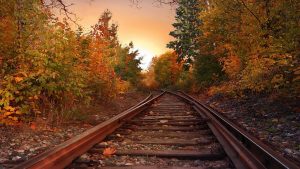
(13, 91, 299, 169)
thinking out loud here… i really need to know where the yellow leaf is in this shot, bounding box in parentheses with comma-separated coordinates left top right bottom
(4, 106, 15, 111)
(15, 111, 22, 115)
(14, 77, 23, 83)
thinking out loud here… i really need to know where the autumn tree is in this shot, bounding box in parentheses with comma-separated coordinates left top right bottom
(88, 10, 119, 98)
(203, 0, 300, 94)
(0, 0, 93, 124)
(114, 42, 142, 86)
(152, 52, 182, 88)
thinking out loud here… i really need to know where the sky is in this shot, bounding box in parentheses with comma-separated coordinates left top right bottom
(66, 0, 176, 69)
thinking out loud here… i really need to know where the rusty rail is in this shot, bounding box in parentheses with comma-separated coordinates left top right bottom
(170, 91, 299, 169)
(14, 92, 165, 169)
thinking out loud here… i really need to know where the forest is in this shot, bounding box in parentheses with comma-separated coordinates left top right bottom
(0, 0, 299, 125)
(146, 0, 299, 96)
(0, 0, 299, 168)
(0, 1, 143, 125)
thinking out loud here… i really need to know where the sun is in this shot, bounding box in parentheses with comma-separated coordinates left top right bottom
(135, 48, 155, 70)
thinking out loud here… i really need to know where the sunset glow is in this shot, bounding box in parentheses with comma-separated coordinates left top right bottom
(67, 0, 176, 69)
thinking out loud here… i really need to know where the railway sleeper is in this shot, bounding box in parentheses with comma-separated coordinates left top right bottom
(127, 121, 204, 126)
(123, 126, 209, 131)
(130, 119, 204, 123)
(144, 112, 196, 115)
(123, 123, 207, 128)
(133, 138, 214, 146)
(87, 149, 226, 160)
(112, 130, 213, 138)
(105, 134, 215, 142)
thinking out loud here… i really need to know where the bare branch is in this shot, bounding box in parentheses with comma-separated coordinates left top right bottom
(41, 0, 79, 25)
(129, 0, 143, 8)
(130, 0, 178, 7)
(154, 0, 178, 6)
(236, 0, 262, 26)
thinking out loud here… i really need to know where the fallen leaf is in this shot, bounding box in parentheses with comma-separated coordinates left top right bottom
(30, 123, 37, 130)
(103, 147, 116, 157)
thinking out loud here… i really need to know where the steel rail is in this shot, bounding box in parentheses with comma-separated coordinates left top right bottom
(167, 91, 265, 169)
(14, 92, 165, 169)
(174, 91, 299, 169)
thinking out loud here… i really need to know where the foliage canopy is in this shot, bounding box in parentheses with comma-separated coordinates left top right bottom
(0, 2, 142, 125)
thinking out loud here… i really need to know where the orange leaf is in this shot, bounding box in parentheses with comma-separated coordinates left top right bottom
(103, 147, 116, 157)
(30, 122, 37, 130)
(4, 111, 13, 116)
(11, 116, 18, 121)
(15, 110, 22, 115)
(14, 77, 23, 83)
